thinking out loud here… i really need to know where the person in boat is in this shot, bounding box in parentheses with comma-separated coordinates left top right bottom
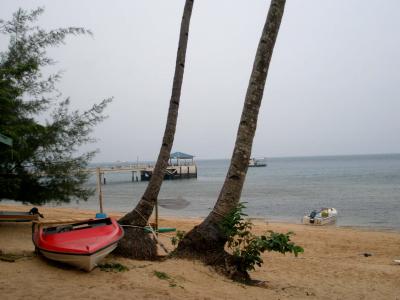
(29, 207, 44, 218)
(309, 210, 318, 219)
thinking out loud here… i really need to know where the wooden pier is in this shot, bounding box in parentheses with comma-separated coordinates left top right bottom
(86, 152, 197, 184)
(86, 164, 146, 183)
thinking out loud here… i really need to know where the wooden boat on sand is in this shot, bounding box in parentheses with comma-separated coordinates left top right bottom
(32, 218, 124, 271)
(0, 207, 43, 222)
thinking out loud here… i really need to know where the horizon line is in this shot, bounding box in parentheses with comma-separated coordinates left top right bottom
(91, 152, 400, 164)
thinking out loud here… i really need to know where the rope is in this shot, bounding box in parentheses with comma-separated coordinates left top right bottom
(121, 223, 170, 254)
(121, 197, 171, 254)
(120, 224, 176, 237)
(120, 225, 145, 229)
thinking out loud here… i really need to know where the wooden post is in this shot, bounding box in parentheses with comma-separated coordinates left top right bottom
(155, 198, 159, 236)
(96, 167, 104, 214)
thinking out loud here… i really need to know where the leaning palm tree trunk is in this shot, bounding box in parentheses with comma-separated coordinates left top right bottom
(117, 0, 194, 259)
(176, 0, 286, 280)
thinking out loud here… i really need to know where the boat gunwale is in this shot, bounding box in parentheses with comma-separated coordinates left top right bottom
(35, 240, 121, 256)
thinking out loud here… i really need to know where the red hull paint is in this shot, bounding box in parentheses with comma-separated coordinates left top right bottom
(33, 218, 123, 255)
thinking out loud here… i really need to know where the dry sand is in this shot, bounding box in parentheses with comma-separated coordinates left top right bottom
(1, 204, 399, 300)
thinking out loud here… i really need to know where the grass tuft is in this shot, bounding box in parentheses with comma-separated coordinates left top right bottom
(98, 262, 129, 272)
(153, 270, 170, 280)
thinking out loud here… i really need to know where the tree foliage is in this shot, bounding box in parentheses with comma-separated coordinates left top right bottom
(220, 203, 304, 272)
(0, 8, 111, 204)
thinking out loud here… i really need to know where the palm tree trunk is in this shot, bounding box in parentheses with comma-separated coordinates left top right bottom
(117, 0, 194, 258)
(176, 0, 286, 279)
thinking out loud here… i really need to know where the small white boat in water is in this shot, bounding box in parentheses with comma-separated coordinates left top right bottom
(302, 208, 337, 225)
(248, 158, 267, 167)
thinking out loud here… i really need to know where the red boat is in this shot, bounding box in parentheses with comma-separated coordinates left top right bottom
(33, 218, 124, 271)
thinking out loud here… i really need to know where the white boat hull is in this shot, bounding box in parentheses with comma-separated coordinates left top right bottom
(248, 158, 267, 167)
(302, 215, 337, 226)
(38, 242, 118, 271)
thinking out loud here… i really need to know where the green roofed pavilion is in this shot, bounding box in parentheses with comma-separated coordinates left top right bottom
(170, 152, 194, 159)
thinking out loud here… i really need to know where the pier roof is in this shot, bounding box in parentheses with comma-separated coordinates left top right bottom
(170, 152, 194, 159)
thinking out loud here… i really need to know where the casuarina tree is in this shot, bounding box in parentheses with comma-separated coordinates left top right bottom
(0, 8, 111, 204)
(117, 0, 195, 259)
(176, 0, 287, 281)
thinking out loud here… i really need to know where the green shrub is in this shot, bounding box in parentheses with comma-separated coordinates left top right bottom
(219, 203, 304, 272)
(170, 230, 186, 247)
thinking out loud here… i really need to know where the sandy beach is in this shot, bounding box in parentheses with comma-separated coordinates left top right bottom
(1, 204, 399, 300)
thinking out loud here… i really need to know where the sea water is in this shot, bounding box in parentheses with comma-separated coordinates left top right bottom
(53, 153, 400, 230)
(5, 154, 399, 229)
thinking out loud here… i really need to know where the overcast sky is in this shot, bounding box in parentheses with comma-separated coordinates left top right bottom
(1, 0, 399, 161)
